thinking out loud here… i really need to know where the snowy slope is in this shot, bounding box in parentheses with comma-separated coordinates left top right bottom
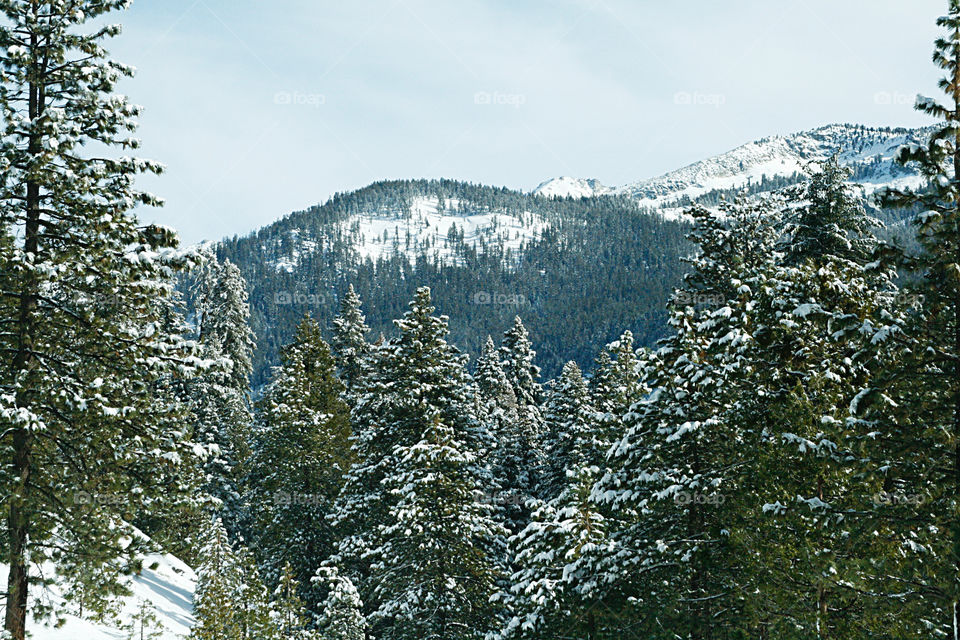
(533, 177, 612, 199)
(273, 194, 548, 272)
(534, 124, 932, 212)
(0, 550, 195, 640)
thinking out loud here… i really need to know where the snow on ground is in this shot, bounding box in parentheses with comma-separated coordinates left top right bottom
(0, 549, 195, 640)
(534, 124, 934, 213)
(274, 195, 549, 271)
(532, 177, 612, 199)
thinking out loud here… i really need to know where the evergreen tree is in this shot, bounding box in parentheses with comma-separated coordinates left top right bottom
(235, 548, 277, 640)
(589, 331, 645, 454)
(189, 252, 257, 538)
(850, 3, 960, 634)
(499, 316, 544, 409)
(190, 519, 243, 640)
(247, 315, 351, 598)
(369, 413, 504, 640)
(539, 361, 595, 501)
(331, 284, 372, 396)
(592, 198, 781, 639)
(476, 336, 535, 535)
(273, 562, 318, 640)
(313, 565, 366, 640)
(0, 3, 202, 638)
(781, 156, 878, 265)
(745, 159, 902, 637)
(332, 288, 503, 640)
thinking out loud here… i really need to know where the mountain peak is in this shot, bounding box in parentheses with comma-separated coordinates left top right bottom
(533, 177, 611, 199)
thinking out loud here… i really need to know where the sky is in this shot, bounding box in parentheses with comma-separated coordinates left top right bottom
(111, 0, 945, 244)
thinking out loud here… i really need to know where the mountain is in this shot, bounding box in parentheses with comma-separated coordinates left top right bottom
(215, 180, 689, 387)
(215, 124, 931, 388)
(536, 123, 929, 216)
(533, 177, 612, 199)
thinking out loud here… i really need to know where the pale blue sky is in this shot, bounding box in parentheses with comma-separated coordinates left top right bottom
(112, 0, 944, 244)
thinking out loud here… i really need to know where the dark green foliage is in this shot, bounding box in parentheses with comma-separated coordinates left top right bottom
(215, 180, 690, 388)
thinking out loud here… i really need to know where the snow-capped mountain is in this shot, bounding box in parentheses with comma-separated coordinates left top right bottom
(533, 177, 612, 199)
(535, 124, 932, 214)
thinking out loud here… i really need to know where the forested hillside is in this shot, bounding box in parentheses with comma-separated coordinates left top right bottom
(216, 181, 691, 387)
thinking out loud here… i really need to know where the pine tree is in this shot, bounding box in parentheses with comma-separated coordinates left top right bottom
(589, 331, 645, 455)
(190, 519, 243, 640)
(499, 316, 544, 410)
(273, 562, 318, 640)
(126, 600, 163, 640)
(331, 284, 372, 396)
(539, 361, 595, 502)
(333, 288, 503, 640)
(476, 336, 536, 535)
(592, 198, 781, 639)
(745, 159, 901, 637)
(189, 251, 257, 538)
(235, 548, 277, 640)
(370, 413, 504, 640)
(246, 315, 351, 599)
(313, 565, 366, 640)
(849, 3, 960, 634)
(0, 3, 202, 638)
(781, 155, 878, 265)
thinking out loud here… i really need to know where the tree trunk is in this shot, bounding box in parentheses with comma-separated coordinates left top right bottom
(4, 16, 42, 640)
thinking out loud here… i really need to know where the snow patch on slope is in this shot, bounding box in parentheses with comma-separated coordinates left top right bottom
(532, 177, 612, 199)
(534, 124, 933, 213)
(0, 550, 195, 640)
(274, 195, 548, 271)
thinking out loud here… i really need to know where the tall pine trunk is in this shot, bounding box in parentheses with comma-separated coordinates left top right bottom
(4, 19, 42, 639)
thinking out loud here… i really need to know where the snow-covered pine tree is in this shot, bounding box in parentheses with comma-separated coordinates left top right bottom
(538, 361, 596, 502)
(781, 155, 878, 265)
(499, 463, 612, 640)
(0, 3, 202, 638)
(592, 198, 781, 639)
(331, 283, 372, 397)
(476, 336, 536, 535)
(126, 599, 163, 640)
(849, 3, 960, 634)
(190, 519, 243, 640)
(589, 331, 646, 456)
(499, 316, 544, 410)
(188, 251, 257, 538)
(333, 288, 503, 640)
(500, 348, 635, 639)
(273, 562, 319, 640)
(246, 315, 351, 599)
(498, 318, 546, 488)
(745, 160, 902, 637)
(370, 413, 504, 640)
(312, 565, 366, 640)
(235, 547, 277, 640)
